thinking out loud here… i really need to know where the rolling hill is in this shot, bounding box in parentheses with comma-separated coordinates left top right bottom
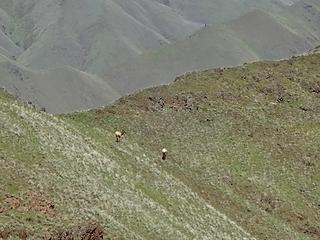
(0, 0, 294, 75)
(1, 0, 201, 73)
(104, 6, 320, 96)
(153, 0, 297, 24)
(0, 53, 119, 113)
(0, 0, 320, 113)
(0, 52, 319, 239)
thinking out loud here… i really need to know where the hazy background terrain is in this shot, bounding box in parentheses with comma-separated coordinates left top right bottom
(0, 0, 319, 112)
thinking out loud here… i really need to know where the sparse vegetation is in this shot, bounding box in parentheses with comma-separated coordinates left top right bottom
(1, 53, 320, 239)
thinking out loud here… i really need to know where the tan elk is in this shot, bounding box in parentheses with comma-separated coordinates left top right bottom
(115, 130, 126, 142)
(161, 148, 168, 160)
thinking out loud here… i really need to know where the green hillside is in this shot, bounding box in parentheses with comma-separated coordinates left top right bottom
(1, 53, 320, 239)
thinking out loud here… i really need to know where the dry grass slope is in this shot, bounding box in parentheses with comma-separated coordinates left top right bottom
(1, 53, 320, 239)
(0, 94, 253, 238)
(77, 53, 320, 239)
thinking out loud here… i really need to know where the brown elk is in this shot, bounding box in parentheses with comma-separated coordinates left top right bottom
(161, 148, 168, 160)
(115, 130, 126, 142)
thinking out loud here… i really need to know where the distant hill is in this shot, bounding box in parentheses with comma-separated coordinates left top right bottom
(0, 53, 119, 113)
(1, 52, 319, 239)
(0, 0, 320, 113)
(104, 7, 319, 96)
(228, 10, 311, 58)
(310, 45, 320, 53)
(0, 29, 22, 59)
(153, 0, 295, 24)
(0, 0, 203, 113)
(0, 0, 200, 74)
(0, 0, 294, 75)
(288, 0, 320, 41)
(0, 0, 307, 73)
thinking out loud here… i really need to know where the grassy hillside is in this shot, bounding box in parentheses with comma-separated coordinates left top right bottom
(0, 84, 253, 239)
(1, 53, 320, 239)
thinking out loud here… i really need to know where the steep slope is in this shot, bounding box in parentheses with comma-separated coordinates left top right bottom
(1, 52, 320, 239)
(0, 0, 200, 75)
(104, 24, 259, 95)
(0, 8, 22, 60)
(77, 52, 320, 239)
(228, 10, 311, 59)
(154, 0, 297, 24)
(309, 45, 320, 53)
(104, 9, 316, 96)
(0, 88, 253, 239)
(287, 0, 320, 43)
(1, 0, 320, 113)
(0, 31, 22, 59)
(0, 0, 302, 75)
(0, 54, 119, 113)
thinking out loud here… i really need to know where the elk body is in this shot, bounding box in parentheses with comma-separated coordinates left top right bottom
(162, 148, 168, 160)
(115, 130, 126, 142)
